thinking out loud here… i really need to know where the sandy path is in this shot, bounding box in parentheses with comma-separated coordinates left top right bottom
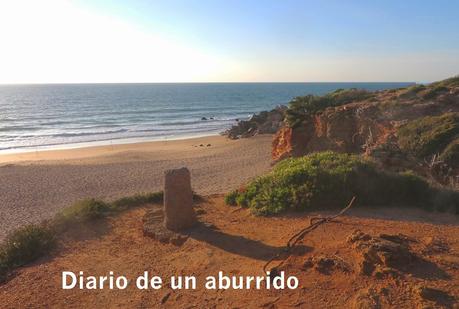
(0, 135, 273, 240)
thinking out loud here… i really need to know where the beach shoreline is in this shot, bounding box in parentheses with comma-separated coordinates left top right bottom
(0, 133, 228, 164)
(0, 134, 273, 240)
(0, 132, 225, 156)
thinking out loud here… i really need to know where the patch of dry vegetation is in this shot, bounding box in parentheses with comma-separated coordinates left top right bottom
(0, 191, 163, 283)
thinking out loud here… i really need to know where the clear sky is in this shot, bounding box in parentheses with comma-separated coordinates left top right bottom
(0, 0, 458, 83)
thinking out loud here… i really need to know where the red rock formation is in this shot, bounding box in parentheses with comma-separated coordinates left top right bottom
(271, 79, 459, 163)
(272, 102, 395, 161)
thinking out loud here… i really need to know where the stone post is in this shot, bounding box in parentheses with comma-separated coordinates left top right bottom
(163, 167, 196, 231)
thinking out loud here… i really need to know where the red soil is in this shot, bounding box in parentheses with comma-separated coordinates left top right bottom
(1, 196, 458, 308)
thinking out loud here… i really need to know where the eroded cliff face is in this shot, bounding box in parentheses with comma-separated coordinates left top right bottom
(272, 102, 395, 162)
(272, 79, 459, 166)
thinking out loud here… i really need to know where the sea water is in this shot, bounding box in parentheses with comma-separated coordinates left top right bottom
(0, 82, 413, 153)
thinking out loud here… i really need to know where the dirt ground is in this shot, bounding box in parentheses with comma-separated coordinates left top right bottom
(0, 196, 458, 308)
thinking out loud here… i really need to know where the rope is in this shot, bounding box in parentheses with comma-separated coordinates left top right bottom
(263, 196, 356, 275)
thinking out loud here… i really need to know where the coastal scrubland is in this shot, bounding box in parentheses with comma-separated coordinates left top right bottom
(0, 192, 163, 283)
(225, 151, 459, 215)
(1, 76, 459, 308)
(224, 77, 459, 217)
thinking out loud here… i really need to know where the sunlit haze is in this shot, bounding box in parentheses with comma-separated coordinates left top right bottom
(1, 0, 458, 83)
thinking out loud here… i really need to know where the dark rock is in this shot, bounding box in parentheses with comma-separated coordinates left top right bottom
(222, 105, 286, 139)
(201, 117, 208, 120)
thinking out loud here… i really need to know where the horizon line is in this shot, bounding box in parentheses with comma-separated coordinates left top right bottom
(0, 81, 418, 86)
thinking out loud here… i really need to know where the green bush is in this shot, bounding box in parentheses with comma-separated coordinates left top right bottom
(408, 84, 427, 93)
(285, 88, 373, 127)
(398, 113, 459, 158)
(58, 199, 111, 223)
(225, 151, 458, 215)
(397, 84, 426, 99)
(0, 191, 163, 282)
(224, 190, 238, 206)
(421, 85, 449, 100)
(111, 192, 163, 210)
(0, 224, 55, 282)
(56, 192, 163, 226)
(428, 76, 459, 89)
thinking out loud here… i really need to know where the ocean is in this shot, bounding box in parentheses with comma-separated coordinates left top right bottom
(0, 82, 413, 153)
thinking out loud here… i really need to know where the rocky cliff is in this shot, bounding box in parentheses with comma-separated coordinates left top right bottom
(222, 106, 286, 139)
(271, 76, 459, 186)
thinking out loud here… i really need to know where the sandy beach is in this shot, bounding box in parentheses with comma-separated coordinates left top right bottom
(0, 135, 273, 241)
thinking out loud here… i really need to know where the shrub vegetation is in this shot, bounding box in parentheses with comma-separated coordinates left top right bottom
(440, 138, 459, 168)
(397, 113, 459, 161)
(417, 76, 458, 100)
(111, 191, 163, 210)
(225, 151, 459, 215)
(421, 85, 449, 100)
(0, 224, 55, 282)
(428, 76, 459, 89)
(0, 191, 163, 282)
(285, 88, 373, 127)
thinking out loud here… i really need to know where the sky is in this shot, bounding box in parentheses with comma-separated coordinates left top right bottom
(0, 0, 458, 83)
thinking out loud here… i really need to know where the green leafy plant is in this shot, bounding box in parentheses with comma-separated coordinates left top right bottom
(0, 191, 163, 283)
(0, 224, 55, 282)
(285, 88, 373, 127)
(224, 190, 238, 206)
(398, 113, 459, 158)
(58, 198, 111, 223)
(111, 192, 163, 210)
(225, 151, 458, 215)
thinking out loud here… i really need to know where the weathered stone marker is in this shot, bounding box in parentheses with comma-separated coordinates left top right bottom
(143, 167, 196, 245)
(163, 167, 196, 231)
